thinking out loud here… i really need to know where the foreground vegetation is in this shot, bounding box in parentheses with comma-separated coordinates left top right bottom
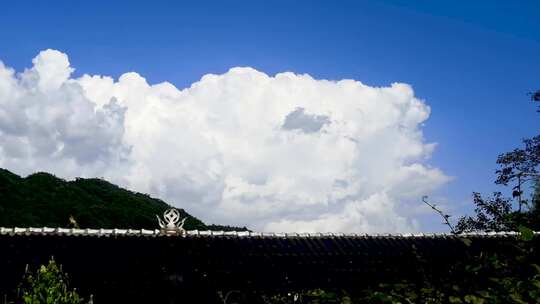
(12, 235, 539, 304)
(17, 259, 89, 304)
(263, 238, 539, 304)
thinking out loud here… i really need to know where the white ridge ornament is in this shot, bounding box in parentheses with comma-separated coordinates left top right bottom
(157, 208, 187, 234)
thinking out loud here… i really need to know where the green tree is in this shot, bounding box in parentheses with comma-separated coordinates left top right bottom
(456, 92, 540, 233)
(531, 89, 540, 110)
(17, 258, 88, 304)
(0, 169, 247, 231)
(495, 135, 540, 212)
(456, 192, 515, 233)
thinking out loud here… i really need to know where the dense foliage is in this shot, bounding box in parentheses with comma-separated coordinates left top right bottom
(220, 236, 539, 304)
(454, 93, 540, 233)
(0, 168, 247, 231)
(456, 137, 540, 233)
(17, 258, 87, 304)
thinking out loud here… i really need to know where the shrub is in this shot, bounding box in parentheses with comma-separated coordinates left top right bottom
(17, 258, 88, 304)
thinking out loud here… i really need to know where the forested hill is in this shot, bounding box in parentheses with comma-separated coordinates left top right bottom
(0, 168, 248, 231)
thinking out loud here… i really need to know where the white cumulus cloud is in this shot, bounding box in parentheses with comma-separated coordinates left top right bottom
(0, 49, 451, 233)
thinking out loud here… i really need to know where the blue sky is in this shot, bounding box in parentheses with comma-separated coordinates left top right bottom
(1, 1, 539, 231)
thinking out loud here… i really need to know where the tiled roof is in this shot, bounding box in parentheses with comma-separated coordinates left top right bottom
(1, 226, 538, 302)
(0, 227, 536, 238)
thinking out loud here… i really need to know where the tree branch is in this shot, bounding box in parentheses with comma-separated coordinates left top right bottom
(422, 196, 456, 234)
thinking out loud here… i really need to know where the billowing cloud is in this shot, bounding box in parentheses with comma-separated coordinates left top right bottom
(0, 49, 450, 233)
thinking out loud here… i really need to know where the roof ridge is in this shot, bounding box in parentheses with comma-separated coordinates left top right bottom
(0, 227, 537, 238)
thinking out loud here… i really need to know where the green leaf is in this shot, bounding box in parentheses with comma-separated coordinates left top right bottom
(461, 238, 472, 247)
(519, 226, 534, 241)
(509, 293, 527, 304)
(464, 294, 486, 304)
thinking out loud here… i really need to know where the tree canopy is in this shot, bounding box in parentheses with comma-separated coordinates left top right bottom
(455, 91, 540, 233)
(0, 168, 248, 231)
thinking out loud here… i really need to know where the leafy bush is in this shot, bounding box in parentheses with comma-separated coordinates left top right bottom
(242, 235, 540, 304)
(17, 258, 88, 304)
